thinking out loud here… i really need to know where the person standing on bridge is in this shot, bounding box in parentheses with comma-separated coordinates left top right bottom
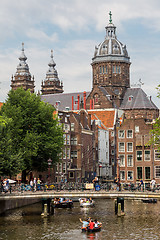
(33, 177, 37, 192)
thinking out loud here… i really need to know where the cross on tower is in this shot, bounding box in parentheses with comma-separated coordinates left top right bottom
(109, 11, 112, 23)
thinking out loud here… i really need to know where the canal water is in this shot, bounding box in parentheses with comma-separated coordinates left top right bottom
(0, 198, 160, 240)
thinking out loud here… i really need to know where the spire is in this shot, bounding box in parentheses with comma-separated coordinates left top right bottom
(105, 12, 116, 38)
(19, 42, 27, 62)
(48, 49, 56, 68)
(109, 11, 112, 24)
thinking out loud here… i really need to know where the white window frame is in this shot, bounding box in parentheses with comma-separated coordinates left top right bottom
(127, 155, 133, 167)
(118, 130, 125, 138)
(127, 142, 133, 152)
(66, 135, 70, 145)
(155, 166, 160, 178)
(120, 171, 125, 180)
(69, 172, 74, 179)
(71, 123, 75, 131)
(119, 154, 125, 167)
(127, 171, 133, 181)
(127, 130, 133, 138)
(137, 150, 142, 161)
(66, 148, 70, 159)
(111, 131, 114, 137)
(119, 142, 125, 152)
(144, 150, 150, 161)
(135, 126, 139, 133)
(155, 150, 160, 161)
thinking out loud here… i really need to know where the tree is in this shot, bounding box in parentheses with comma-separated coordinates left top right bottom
(0, 88, 63, 177)
(149, 85, 160, 150)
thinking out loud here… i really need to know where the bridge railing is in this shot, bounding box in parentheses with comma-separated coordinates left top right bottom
(1, 182, 160, 194)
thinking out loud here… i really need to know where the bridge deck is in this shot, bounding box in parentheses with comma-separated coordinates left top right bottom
(0, 190, 160, 200)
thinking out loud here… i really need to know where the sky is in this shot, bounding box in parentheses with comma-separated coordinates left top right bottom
(0, 0, 160, 108)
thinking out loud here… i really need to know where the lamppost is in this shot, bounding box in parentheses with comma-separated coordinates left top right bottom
(48, 158, 52, 185)
(99, 162, 102, 179)
(117, 157, 120, 180)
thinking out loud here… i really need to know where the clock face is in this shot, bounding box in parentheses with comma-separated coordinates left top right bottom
(114, 89, 119, 95)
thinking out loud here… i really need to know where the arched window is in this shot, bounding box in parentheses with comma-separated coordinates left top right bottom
(94, 93, 99, 104)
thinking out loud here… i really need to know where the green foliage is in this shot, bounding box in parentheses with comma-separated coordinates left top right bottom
(149, 85, 160, 150)
(0, 88, 63, 176)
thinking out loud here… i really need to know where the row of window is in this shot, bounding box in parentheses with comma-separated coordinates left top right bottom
(118, 127, 140, 138)
(119, 148, 151, 161)
(120, 166, 160, 180)
(63, 134, 77, 145)
(63, 123, 75, 132)
(99, 65, 121, 74)
(119, 142, 133, 152)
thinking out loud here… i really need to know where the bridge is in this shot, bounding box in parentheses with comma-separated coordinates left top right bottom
(1, 190, 160, 200)
(1, 190, 160, 215)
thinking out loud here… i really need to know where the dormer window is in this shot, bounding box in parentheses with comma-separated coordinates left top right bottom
(128, 95, 133, 102)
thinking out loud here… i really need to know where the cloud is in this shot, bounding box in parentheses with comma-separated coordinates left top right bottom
(0, 0, 160, 109)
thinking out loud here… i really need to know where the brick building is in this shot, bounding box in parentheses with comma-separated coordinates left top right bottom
(54, 109, 96, 183)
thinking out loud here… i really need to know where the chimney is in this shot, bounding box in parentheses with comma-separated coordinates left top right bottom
(92, 98, 94, 109)
(77, 95, 80, 110)
(72, 96, 74, 110)
(83, 91, 86, 110)
(90, 99, 92, 109)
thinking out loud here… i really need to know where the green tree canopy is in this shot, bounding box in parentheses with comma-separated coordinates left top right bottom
(149, 85, 160, 149)
(0, 88, 63, 177)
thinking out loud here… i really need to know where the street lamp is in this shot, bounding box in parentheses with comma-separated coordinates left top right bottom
(117, 157, 120, 180)
(99, 162, 102, 179)
(48, 158, 52, 185)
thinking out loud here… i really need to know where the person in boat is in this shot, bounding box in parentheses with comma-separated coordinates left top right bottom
(79, 218, 89, 228)
(94, 219, 101, 228)
(88, 220, 95, 230)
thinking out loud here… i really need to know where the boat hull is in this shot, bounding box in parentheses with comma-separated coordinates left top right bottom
(82, 226, 102, 232)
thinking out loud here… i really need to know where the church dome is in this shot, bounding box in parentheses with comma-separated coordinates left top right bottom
(92, 12, 130, 64)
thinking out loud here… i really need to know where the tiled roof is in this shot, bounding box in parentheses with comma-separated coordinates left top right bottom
(41, 92, 90, 111)
(88, 109, 116, 129)
(120, 88, 158, 110)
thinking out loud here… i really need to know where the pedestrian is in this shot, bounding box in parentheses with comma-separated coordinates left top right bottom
(150, 178, 156, 192)
(30, 179, 33, 191)
(33, 177, 37, 191)
(139, 179, 144, 191)
(37, 178, 41, 191)
(116, 178, 121, 191)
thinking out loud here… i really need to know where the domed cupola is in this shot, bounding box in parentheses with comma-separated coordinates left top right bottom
(93, 11, 130, 63)
(11, 43, 35, 93)
(89, 12, 131, 109)
(41, 50, 63, 95)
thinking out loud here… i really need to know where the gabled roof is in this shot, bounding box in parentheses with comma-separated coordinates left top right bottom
(120, 88, 158, 110)
(88, 109, 116, 129)
(98, 86, 112, 102)
(41, 92, 90, 111)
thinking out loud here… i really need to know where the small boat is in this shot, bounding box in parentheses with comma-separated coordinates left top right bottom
(79, 198, 94, 207)
(82, 224, 102, 233)
(142, 198, 157, 203)
(53, 198, 73, 208)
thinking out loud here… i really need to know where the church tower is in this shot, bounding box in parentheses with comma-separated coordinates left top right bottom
(86, 12, 131, 109)
(10, 43, 35, 93)
(41, 50, 63, 95)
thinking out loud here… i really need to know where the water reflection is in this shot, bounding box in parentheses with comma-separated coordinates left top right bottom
(0, 199, 160, 239)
